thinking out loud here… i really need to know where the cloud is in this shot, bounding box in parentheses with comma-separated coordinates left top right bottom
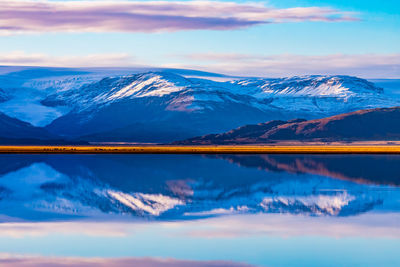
(0, 1, 357, 34)
(0, 255, 255, 267)
(0, 51, 136, 67)
(175, 53, 400, 78)
(1, 51, 399, 78)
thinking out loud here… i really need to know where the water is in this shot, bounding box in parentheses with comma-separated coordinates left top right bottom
(0, 154, 399, 266)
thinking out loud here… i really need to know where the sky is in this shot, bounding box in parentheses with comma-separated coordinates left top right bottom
(0, 0, 399, 78)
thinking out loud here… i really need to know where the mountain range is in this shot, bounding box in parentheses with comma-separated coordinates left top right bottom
(178, 106, 400, 144)
(43, 73, 398, 142)
(0, 66, 399, 143)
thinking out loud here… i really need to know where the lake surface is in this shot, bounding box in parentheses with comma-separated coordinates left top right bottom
(0, 154, 399, 267)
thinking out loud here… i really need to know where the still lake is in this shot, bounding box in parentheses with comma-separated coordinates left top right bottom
(0, 154, 399, 267)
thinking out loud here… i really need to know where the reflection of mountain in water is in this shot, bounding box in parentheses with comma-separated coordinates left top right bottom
(0, 155, 399, 221)
(213, 154, 400, 186)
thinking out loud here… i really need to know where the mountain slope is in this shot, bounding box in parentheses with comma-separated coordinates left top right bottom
(231, 75, 383, 97)
(0, 112, 56, 140)
(44, 72, 282, 140)
(0, 112, 80, 144)
(0, 67, 226, 126)
(178, 107, 400, 144)
(43, 72, 398, 142)
(43, 73, 391, 113)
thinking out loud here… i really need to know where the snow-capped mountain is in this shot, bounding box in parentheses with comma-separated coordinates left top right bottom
(0, 66, 398, 143)
(0, 68, 106, 126)
(42, 72, 398, 142)
(42, 72, 197, 109)
(44, 73, 390, 111)
(232, 75, 383, 97)
(43, 72, 275, 140)
(0, 66, 227, 128)
(230, 75, 397, 115)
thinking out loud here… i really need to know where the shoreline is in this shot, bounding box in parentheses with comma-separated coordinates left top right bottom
(0, 145, 400, 154)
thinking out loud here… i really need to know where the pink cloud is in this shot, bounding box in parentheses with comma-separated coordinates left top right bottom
(0, 51, 136, 67)
(0, 1, 357, 34)
(175, 53, 400, 78)
(0, 256, 255, 267)
(1, 51, 398, 78)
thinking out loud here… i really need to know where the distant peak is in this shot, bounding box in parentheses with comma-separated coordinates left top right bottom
(232, 75, 383, 97)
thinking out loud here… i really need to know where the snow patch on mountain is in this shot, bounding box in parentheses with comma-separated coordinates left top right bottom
(233, 75, 383, 98)
(23, 75, 103, 93)
(106, 73, 187, 100)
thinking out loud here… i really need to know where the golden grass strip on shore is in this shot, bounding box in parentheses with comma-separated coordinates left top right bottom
(0, 145, 400, 154)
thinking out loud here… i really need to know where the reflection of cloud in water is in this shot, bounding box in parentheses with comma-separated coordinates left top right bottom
(0, 213, 399, 239)
(0, 221, 135, 238)
(0, 255, 254, 267)
(0, 214, 398, 267)
(178, 213, 400, 239)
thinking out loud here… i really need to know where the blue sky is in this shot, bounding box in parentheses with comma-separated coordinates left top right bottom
(0, 0, 399, 77)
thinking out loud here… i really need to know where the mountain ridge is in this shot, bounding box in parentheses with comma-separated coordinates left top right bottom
(0, 68, 399, 143)
(176, 106, 400, 144)
(42, 72, 398, 142)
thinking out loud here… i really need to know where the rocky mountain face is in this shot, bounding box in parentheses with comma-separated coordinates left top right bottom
(178, 107, 400, 144)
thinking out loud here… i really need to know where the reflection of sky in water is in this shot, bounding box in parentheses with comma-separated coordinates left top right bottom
(0, 155, 399, 266)
(0, 214, 399, 267)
